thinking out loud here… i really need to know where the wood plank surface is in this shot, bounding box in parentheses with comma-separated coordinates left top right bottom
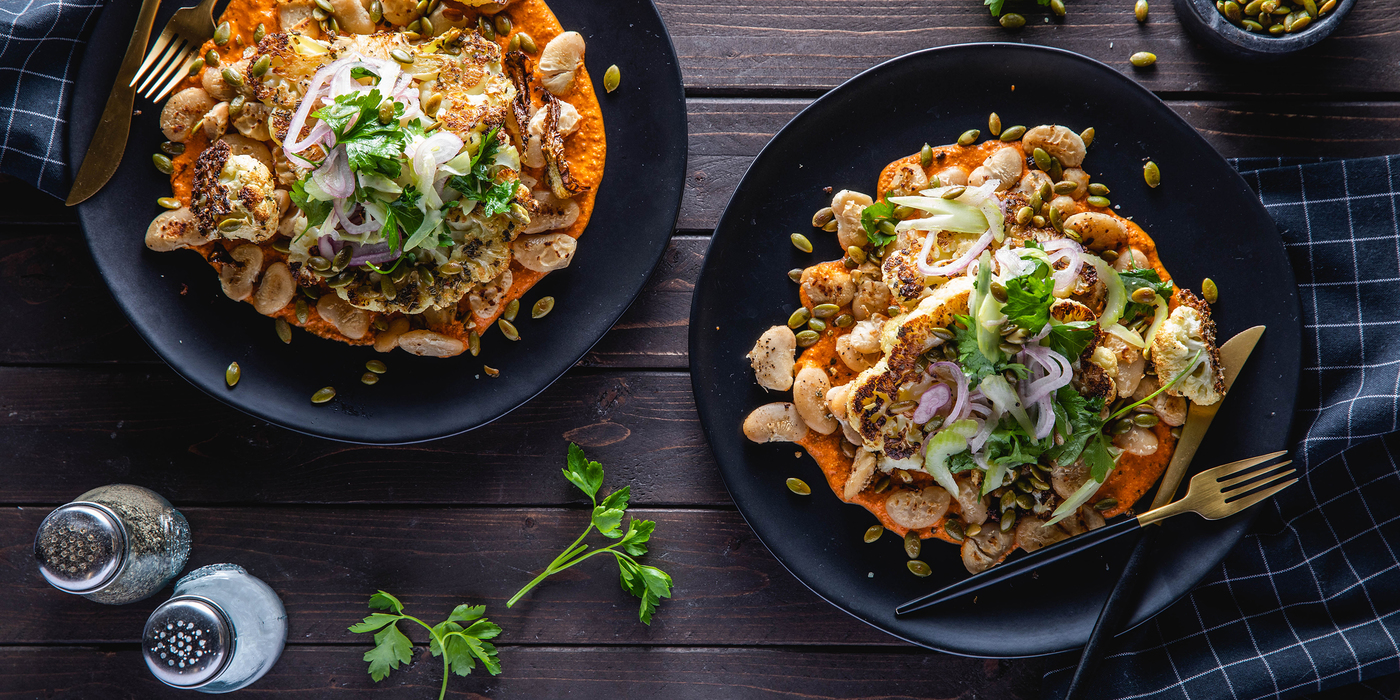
(655, 0, 1400, 95)
(1, 506, 914, 646)
(0, 646, 1043, 699)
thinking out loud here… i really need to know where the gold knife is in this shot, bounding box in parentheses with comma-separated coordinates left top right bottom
(1149, 325, 1267, 510)
(65, 0, 164, 206)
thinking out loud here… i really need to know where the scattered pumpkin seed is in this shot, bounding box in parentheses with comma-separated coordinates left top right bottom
(221, 67, 244, 88)
(790, 232, 813, 253)
(788, 307, 812, 329)
(205, 49, 220, 68)
(532, 296, 556, 319)
(944, 519, 966, 542)
(1049, 205, 1064, 232)
(1016, 206, 1034, 225)
(478, 15, 496, 40)
(1000, 509, 1016, 531)
(252, 54, 272, 78)
(1100, 249, 1120, 263)
(157, 197, 181, 209)
(228, 95, 246, 119)
(468, 330, 481, 356)
(834, 313, 855, 328)
(360, 372, 379, 386)
(812, 207, 835, 229)
(213, 21, 231, 45)
(1223, 0, 1242, 20)
(1130, 51, 1157, 68)
(957, 129, 980, 147)
(873, 475, 891, 494)
(290, 297, 307, 324)
(494, 13, 512, 34)
(795, 329, 820, 347)
(361, 359, 387, 375)
(903, 532, 921, 558)
(1095, 498, 1119, 511)
(1135, 0, 1149, 21)
(786, 477, 811, 495)
(225, 362, 241, 387)
(1269, 23, 1286, 34)
(517, 31, 537, 53)
(937, 185, 965, 200)
(988, 112, 1002, 137)
(999, 125, 1026, 142)
(807, 318, 827, 333)
(1053, 180, 1078, 195)
(907, 560, 932, 577)
(1032, 147, 1053, 172)
(920, 143, 934, 168)
(1131, 287, 1158, 304)
(187, 58, 206, 76)
(311, 386, 336, 404)
(1016, 493, 1034, 510)
(1033, 215, 1047, 228)
(1087, 183, 1110, 197)
(787, 268, 804, 283)
(1319, 0, 1335, 12)
(332, 247, 351, 272)
(822, 219, 839, 233)
(864, 524, 884, 543)
(1144, 160, 1162, 188)
(603, 64, 621, 93)
(419, 16, 434, 36)
(812, 303, 840, 319)
(152, 153, 174, 175)
(1088, 195, 1112, 208)
(1031, 476, 1050, 491)
(369, 0, 383, 22)
(1081, 127, 1096, 148)
(845, 245, 867, 264)
(391, 48, 414, 64)
(999, 12, 1026, 28)
(498, 318, 520, 341)
(1288, 13, 1311, 31)
(1113, 418, 1135, 435)
(1000, 491, 1017, 512)
(966, 523, 983, 537)
(1242, 19, 1263, 31)
(275, 318, 292, 344)
(1202, 277, 1219, 304)
(502, 298, 520, 322)
(252, 23, 267, 43)
(1133, 412, 1161, 428)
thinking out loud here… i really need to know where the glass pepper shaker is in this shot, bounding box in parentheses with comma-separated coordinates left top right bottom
(33, 484, 191, 605)
(142, 563, 288, 693)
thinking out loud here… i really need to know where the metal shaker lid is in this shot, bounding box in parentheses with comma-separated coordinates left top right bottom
(142, 595, 235, 688)
(33, 502, 127, 594)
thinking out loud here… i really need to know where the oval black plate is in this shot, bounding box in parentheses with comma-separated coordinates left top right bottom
(690, 44, 1301, 657)
(69, 0, 686, 444)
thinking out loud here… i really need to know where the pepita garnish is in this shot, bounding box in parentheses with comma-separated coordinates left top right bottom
(517, 31, 537, 53)
(788, 307, 812, 329)
(999, 510, 1016, 531)
(204, 49, 220, 68)
(873, 475, 891, 494)
(1088, 182, 1110, 196)
(365, 359, 388, 375)
(920, 143, 933, 168)
(1052, 180, 1077, 195)
(1087, 195, 1111, 208)
(988, 112, 1002, 137)
(1130, 52, 1157, 68)
(1130, 287, 1158, 304)
(499, 318, 520, 341)
(391, 48, 414, 65)
(944, 520, 966, 542)
(532, 296, 556, 319)
(903, 532, 921, 558)
(254, 23, 267, 43)
(361, 372, 380, 386)
(940, 185, 966, 200)
(863, 524, 884, 543)
(225, 362, 241, 387)
(468, 330, 481, 357)
(311, 386, 336, 404)
(1016, 206, 1034, 225)
(157, 197, 181, 209)
(295, 297, 309, 323)
(807, 318, 827, 333)
(1144, 161, 1162, 188)
(957, 129, 980, 147)
(252, 54, 271, 78)
(603, 64, 621, 93)
(213, 21, 231, 45)
(478, 15, 495, 40)
(999, 125, 1026, 142)
(786, 477, 811, 495)
(153, 153, 174, 174)
(812, 303, 840, 318)
(1081, 127, 1095, 148)
(503, 298, 520, 322)
(907, 560, 932, 577)
(1094, 498, 1118, 511)
(222, 67, 244, 88)
(795, 330, 820, 347)
(275, 318, 292, 344)
(1203, 277, 1219, 304)
(812, 207, 835, 228)
(187, 58, 205, 76)
(369, 0, 383, 22)
(787, 268, 804, 283)
(790, 232, 813, 253)
(999, 12, 1026, 28)
(1135, 0, 1149, 22)
(1032, 147, 1053, 172)
(833, 313, 854, 328)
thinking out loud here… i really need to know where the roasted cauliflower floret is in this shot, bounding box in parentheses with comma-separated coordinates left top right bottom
(191, 139, 278, 242)
(1151, 290, 1226, 406)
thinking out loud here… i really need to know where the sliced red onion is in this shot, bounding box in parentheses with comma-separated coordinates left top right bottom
(317, 235, 335, 259)
(1021, 344, 1074, 405)
(348, 242, 397, 266)
(283, 60, 344, 154)
(912, 383, 951, 424)
(1034, 393, 1056, 440)
(1044, 237, 1085, 296)
(312, 147, 354, 199)
(916, 228, 995, 277)
(929, 362, 970, 421)
(336, 199, 381, 236)
(968, 401, 995, 452)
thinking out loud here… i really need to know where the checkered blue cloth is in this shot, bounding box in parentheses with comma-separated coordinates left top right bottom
(1044, 155, 1400, 700)
(0, 0, 103, 198)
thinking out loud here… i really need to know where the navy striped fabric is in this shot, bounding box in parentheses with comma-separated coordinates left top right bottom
(1044, 155, 1400, 700)
(0, 0, 103, 197)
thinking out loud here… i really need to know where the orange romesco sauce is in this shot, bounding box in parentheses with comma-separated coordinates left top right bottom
(797, 140, 1177, 546)
(167, 0, 605, 345)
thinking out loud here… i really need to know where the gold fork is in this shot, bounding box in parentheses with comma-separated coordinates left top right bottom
(896, 450, 1297, 615)
(130, 0, 220, 103)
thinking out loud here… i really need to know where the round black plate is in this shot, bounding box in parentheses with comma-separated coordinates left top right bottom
(690, 44, 1301, 657)
(69, 0, 686, 444)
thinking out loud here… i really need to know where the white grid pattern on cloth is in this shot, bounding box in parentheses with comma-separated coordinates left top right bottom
(0, 0, 103, 198)
(1042, 155, 1400, 700)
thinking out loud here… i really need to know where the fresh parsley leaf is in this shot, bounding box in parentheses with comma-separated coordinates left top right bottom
(1082, 434, 1117, 483)
(982, 422, 1051, 468)
(1046, 320, 1097, 360)
(348, 613, 401, 634)
(620, 519, 655, 557)
(364, 623, 413, 682)
(1119, 266, 1174, 320)
(351, 592, 503, 696)
(446, 127, 519, 218)
(948, 449, 978, 474)
(985, 0, 1006, 15)
(592, 486, 629, 538)
(386, 186, 425, 251)
(860, 200, 899, 248)
(446, 604, 485, 624)
(314, 89, 406, 178)
(290, 177, 332, 228)
(350, 66, 379, 84)
(1002, 261, 1055, 333)
(563, 442, 605, 502)
(368, 590, 405, 613)
(1046, 386, 1106, 468)
(952, 315, 1025, 387)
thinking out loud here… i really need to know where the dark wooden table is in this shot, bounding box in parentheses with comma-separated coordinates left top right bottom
(4, 1, 1400, 697)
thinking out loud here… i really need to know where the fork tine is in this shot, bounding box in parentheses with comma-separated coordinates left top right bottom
(1196, 450, 1288, 482)
(151, 50, 196, 102)
(1222, 476, 1298, 513)
(131, 28, 175, 88)
(137, 38, 185, 94)
(141, 41, 190, 97)
(1218, 460, 1294, 490)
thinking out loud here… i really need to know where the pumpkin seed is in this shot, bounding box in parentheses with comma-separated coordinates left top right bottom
(225, 362, 241, 387)
(250, 23, 266, 44)
(822, 219, 839, 233)
(228, 95, 246, 119)
(251, 54, 272, 78)
(902, 531, 921, 558)
(786, 477, 811, 495)
(920, 143, 934, 168)
(1288, 13, 1311, 30)
(213, 21, 231, 45)
(990, 281, 1009, 303)
(437, 261, 463, 276)
(1088, 195, 1111, 208)
(944, 519, 966, 542)
(796, 330, 820, 347)
(790, 232, 813, 253)
(833, 314, 854, 329)
(1048, 158, 1064, 182)
(787, 268, 804, 283)
(532, 296, 556, 319)
(1224, 0, 1243, 20)
(811, 207, 835, 230)
(907, 560, 932, 577)
(1081, 127, 1095, 148)
(892, 205, 917, 219)
(1144, 161, 1161, 188)
(1132, 412, 1161, 428)
(604, 64, 621, 93)
(205, 49, 220, 68)
(1100, 249, 1120, 263)
(187, 58, 206, 77)
(1016, 493, 1034, 510)
(391, 48, 414, 64)
(1033, 215, 1047, 228)
(812, 303, 840, 318)
(1000, 509, 1016, 532)
(303, 287, 321, 301)
(788, 307, 811, 329)
(494, 13, 512, 34)
(468, 330, 481, 356)
(999, 125, 1026, 142)
(1087, 183, 1110, 197)
(157, 197, 181, 209)
(872, 475, 891, 494)
(289, 297, 307, 324)
(1130, 52, 1157, 68)
(938, 185, 966, 200)
(965, 523, 983, 537)
(414, 0, 429, 15)
(369, 0, 383, 22)
(958, 129, 980, 147)
(271, 318, 291, 344)
(500, 298, 519, 322)
(1049, 205, 1064, 232)
(478, 15, 496, 40)
(357, 372, 378, 386)
(842, 246, 865, 265)
(1201, 277, 1219, 304)
(988, 112, 1002, 137)
(1053, 180, 1078, 195)
(1016, 206, 1034, 225)
(999, 12, 1026, 28)
(1243, 19, 1263, 30)
(152, 153, 174, 175)
(309, 256, 334, 272)
(376, 277, 395, 299)
(517, 31, 537, 53)
(1131, 287, 1158, 304)
(1113, 418, 1135, 435)
(1269, 22, 1286, 34)
(1319, 0, 1335, 12)
(313, 7, 326, 22)
(1245, 0, 1264, 12)
(932, 327, 955, 341)
(222, 67, 244, 88)
(1136, 0, 1149, 21)
(859, 524, 884, 543)
(999, 491, 1017, 512)
(419, 16, 433, 36)
(499, 318, 520, 341)
(311, 386, 336, 404)
(1031, 476, 1050, 491)
(807, 318, 827, 333)
(1094, 498, 1118, 511)
(332, 247, 351, 272)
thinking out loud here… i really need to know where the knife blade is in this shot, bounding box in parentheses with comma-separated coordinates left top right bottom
(64, 0, 164, 206)
(1149, 324, 1266, 510)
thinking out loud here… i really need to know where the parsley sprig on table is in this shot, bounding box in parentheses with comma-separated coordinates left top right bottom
(349, 591, 502, 700)
(985, 0, 1052, 16)
(507, 444, 674, 624)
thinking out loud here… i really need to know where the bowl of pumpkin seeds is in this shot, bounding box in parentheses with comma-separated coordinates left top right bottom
(1173, 0, 1355, 60)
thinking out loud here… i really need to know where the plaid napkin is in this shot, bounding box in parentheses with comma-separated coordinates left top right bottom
(0, 0, 104, 198)
(1043, 154, 1400, 699)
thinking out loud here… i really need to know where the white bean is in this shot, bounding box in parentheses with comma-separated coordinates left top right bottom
(793, 367, 837, 435)
(742, 403, 808, 443)
(747, 325, 796, 391)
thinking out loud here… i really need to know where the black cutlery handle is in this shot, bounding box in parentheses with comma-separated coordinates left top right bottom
(1062, 526, 1161, 700)
(896, 516, 1141, 615)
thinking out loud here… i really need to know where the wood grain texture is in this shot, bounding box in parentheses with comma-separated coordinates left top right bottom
(656, 0, 1400, 95)
(0, 646, 1044, 699)
(1, 506, 916, 646)
(0, 368, 725, 505)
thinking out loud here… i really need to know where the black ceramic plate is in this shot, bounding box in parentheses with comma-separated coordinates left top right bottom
(68, 0, 685, 444)
(690, 44, 1301, 657)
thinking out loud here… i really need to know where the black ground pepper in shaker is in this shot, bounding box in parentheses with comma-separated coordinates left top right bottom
(34, 484, 191, 605)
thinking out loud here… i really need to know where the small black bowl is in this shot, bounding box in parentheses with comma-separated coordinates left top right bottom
(1173, 0, 1356, 61)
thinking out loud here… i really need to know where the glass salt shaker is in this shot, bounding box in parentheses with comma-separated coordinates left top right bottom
(142, 564, 287, 693)
(33, 484, 191, 605)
